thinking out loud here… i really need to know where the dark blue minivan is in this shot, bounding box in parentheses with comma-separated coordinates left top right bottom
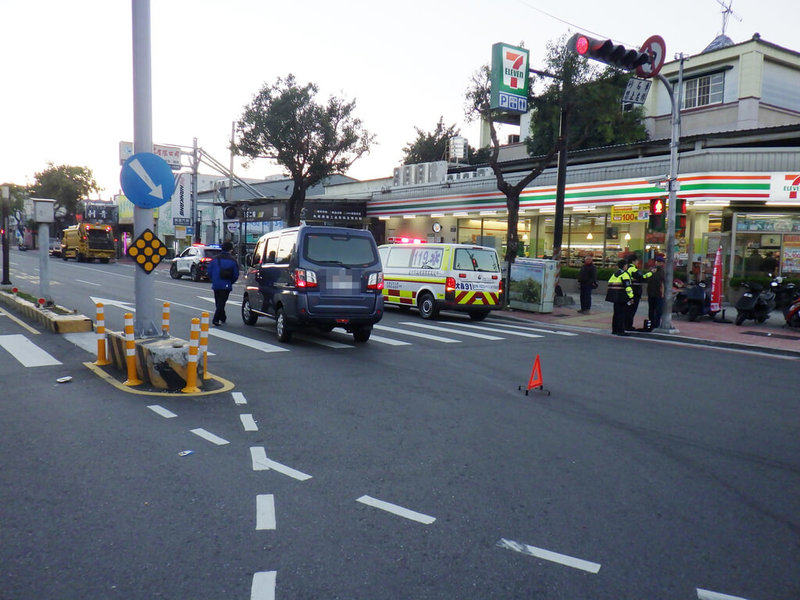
(241, 226, 384, 343)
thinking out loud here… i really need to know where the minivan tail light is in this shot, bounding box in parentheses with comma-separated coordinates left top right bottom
(294, 268, 318, 288)
(445, 277, 456, 293)
(367, 272, 384, 291)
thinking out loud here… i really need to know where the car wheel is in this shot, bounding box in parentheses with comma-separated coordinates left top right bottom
(418, 292, 439, 319)
(170, 263, 181, 279)
(191, 264, 200, 282)
(275, 307, 292, 342)
(241, 295, 258, 325)
(353, 325, 372, 343)
(469, 310, 490, 321)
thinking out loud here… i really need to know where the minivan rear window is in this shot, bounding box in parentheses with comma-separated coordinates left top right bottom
(304, 233, 378, 267)
(453, 248, 500, 272)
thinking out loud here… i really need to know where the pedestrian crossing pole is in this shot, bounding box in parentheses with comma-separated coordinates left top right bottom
(182, 318, 201, 393)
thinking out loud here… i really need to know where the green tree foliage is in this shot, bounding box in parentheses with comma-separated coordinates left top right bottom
(401, 116, 460, 165)
(27, 163, 99, 224)
(234, 74, 374, 226)
(528, 36, 648, 156)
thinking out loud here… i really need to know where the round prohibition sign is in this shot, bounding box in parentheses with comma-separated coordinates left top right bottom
(636, 35, 666, 79)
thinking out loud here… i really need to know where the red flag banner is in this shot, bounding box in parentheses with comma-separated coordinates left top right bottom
(710, 246, 723, 312)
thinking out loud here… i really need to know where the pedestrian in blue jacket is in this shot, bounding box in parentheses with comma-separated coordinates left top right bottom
(208, 241, 239, 326)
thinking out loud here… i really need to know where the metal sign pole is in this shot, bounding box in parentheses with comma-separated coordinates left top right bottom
(131, 0, 159, 337)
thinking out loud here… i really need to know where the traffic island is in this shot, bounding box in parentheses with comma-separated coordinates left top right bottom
(104, 330, 205, 391)
(0, 290, 93, 333)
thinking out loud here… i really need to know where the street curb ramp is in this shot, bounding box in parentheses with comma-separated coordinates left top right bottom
(105, 330, 203, 391)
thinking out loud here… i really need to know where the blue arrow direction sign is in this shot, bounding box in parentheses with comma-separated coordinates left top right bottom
(120, 152, 176, 209)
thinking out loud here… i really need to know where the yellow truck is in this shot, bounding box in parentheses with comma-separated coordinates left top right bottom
(61, 223, 116, 263)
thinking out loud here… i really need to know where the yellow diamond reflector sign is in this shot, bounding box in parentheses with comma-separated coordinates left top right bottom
(127, 228, 168, 273)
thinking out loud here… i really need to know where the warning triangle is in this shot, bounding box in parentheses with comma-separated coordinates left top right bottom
(526, 354, 544, 391)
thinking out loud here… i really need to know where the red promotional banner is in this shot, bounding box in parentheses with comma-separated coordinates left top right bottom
(710, 246, 723, 312)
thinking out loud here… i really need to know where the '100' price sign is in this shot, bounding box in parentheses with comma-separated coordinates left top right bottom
(611, 203, 650, 223)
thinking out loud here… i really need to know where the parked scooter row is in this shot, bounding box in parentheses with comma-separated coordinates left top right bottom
(673, 274, 800, 328)
(735, 275, 799, 326)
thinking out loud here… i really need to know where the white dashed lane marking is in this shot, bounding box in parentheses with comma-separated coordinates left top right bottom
(356, 495, 436, 525)
(497, 538, 601, 574)
(190, 428, 230, 445)
(250, 447, 312, 481)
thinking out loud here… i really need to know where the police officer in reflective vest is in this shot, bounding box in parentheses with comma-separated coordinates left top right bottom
(606, 259, 634, 336)
(625, 254, 653, 331)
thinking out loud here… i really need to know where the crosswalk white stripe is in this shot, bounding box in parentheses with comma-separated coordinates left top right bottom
(356, 495, 436, 524)
(147, 405, 177, 419)
(368, 334, 412, 346)
(446, 321, 545, 338)
(696, 589, 751, 600)
(400, 321, 504, 340)
(374, 324, 460, 343)
(491, 321, 578, 336)
(207, 328, 289, 353)
(0, 334, 61, 367)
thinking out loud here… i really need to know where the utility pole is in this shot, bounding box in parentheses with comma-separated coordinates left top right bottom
(1, 186, 10, 285)
(655, 54, 685, 332)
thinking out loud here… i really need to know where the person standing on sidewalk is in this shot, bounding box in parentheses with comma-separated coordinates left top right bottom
(647, 256, 666, 329)
(208, 241, 240, 326)
(606, 259, 634, 336)
(577, 255, 597, 313)
(625, 254, 652, 331)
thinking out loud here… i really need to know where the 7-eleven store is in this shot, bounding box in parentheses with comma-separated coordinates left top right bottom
(367, 169, 800, 281)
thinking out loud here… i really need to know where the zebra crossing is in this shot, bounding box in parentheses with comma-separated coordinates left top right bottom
(208, 319, 577, 354)
(0, 317, 576, 370)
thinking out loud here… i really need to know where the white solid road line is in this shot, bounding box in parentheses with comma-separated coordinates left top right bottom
(0, 334, 61, 367)
(250, 446, 312, 481)
(240, 414, 258, 431)
(250, 571, 276, 600)
(400, 321, 504, 340)
(207, 328, 289, 353)
(147, 405, 177, 419)
(232, 391, 247, 405)
(190, 428, 230, 445)
(697, 589, 751, 600)
(356, 495, 436, 525)
(496, 538, 601, 574)
(256, 494, 276, 530)
(374, 324, 460, 343)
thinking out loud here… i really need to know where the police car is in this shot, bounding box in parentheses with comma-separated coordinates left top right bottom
(170, 244, 224, 281)
(378, 240, 502, 320)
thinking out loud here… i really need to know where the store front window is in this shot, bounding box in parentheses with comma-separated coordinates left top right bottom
(734, 213, 800, 277)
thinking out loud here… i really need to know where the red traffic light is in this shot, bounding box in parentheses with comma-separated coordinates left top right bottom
(568, 33, 650, 71)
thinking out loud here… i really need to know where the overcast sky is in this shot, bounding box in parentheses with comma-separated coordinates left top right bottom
(1, 0, 796, 199)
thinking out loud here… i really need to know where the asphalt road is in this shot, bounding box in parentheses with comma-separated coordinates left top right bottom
(1, 250, 799, 599)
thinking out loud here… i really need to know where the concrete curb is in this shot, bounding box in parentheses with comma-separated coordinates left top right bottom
(0, 290, 93, 333)
(493, 308, 800, 358)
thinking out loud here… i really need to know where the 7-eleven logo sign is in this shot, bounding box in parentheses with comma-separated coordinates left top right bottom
(504, 50, 527, 90)
(785, 174, 800, 199)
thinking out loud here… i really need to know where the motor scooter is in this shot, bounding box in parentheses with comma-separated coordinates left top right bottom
(771, 276, 798, 309)
(673, 279, 719, 321)
(734, 280, 776, 325)
(783, 289, 800, 328)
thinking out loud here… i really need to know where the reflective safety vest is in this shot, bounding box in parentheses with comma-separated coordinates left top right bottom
(628, 264, 653, 298)
(606, 269, 634, 303)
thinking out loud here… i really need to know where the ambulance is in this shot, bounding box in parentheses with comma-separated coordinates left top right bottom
(378, 240, 503, 320)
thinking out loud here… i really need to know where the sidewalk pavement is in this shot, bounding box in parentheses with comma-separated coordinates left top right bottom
(496, 296, 800, 358)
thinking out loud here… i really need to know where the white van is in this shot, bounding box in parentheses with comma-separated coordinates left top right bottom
(378, 242, 502, 320)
